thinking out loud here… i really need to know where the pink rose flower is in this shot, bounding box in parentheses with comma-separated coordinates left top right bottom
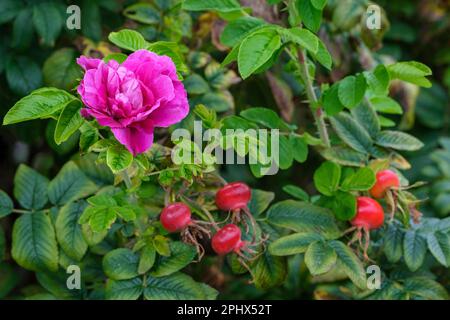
(77, 50, 189, 155)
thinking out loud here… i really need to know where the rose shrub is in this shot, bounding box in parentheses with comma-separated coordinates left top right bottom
(0, 0, 449, 300)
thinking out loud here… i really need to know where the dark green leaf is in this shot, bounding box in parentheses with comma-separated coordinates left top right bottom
(12, 212, 58, 272)
(267, 200, 341, 239)
(103, 248, 139, 280)
(330, 113, 373, 153)
(269, 233, 323, 256)
(55, 201, 88, 261)
(48, 161, 98, 206)
(375, 131, 424, 151)
(13, 164, 49, 210)
(0, 190, 13, 218)
(305, 240, 337, 275)
(151, 242, 196, 277)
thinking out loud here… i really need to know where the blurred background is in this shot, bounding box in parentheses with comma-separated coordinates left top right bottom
(0, 0, 449, 299)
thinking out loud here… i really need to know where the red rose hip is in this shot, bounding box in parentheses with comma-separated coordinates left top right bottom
(351, 197, 385, 230)
(215, 182, 251, 211)
(212, 224, 244, 255)
(160, 202, 192, 233)
(370, 169, 400, 199)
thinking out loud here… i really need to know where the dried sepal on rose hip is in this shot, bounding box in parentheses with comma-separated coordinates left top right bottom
(160, 202, 212, 260)
(211, 224, 263, 273)
(215, 182, 258, 241)
(370, 169, 422, 224)
(370, 170, 400, 199)
(346, 197, 385, 260)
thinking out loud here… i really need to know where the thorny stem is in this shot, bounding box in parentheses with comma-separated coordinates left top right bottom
(296, 48, 331, 147)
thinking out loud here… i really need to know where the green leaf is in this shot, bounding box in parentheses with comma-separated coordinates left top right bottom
(183, 74, 209, 95)
(240, 107, 290, 130)
(267, 200, 341, 239)
(54, 99, 83, 145)
(311, 39, 332, 70)
(351, 103, 380, 138)
(247, 189, 275, 216)
(403, 230, 427, 272)
(36, 271, 82, 299)
(55, 201, 88, 261)
(123, 3, 160, 24)
(305, 241, 337, 275)
(43, 48, 82, 91)
(269, 233, 323, 256)
(311, 0, 328, 10)
(403, 277, 448, 300)
(81, 224, 107, 246)
(153, 235, 171, 256)
(220, 16, 266, 47)
(182, 0, 241, 13)
(147, 41, 188, 75)
(105, 277, 143, 300)
(283, 28, 319, 53)
(328, 240, 366, 289)
(282, 185, 309, 201)
(32, 1, 63, 46)
(0, 0, 23, 24)
(103, 53, 128, 64)
(427, 231, 450, 267)
(378, 115, 396, 128)
(107, 145, 133, 174)
(86, 207, 117, 232)
(151, 242, 196, 277)
(375, 131, 424, 151)
(340, 167, 376, 191)
(79, 123, 99, 152)
(0, 263, 20, 299)
(297, 0, 323, 32)
(370, 97, 403, 115)
(387, 61, 432, 88)
(114, 207, 136, 222)
(108, 29, 148, 52)
(364, 64, 390, 96)
(290, 135, 308, 163)
(320, 191, 357, 221)
(330, 113, 373, 153)
(48, 161, 98, 206)
(314, 161, 341, 196)
(144, 273, 206, 300)
(250, 250, 287, 290)
(237, 29, 281, 79)
(277, 135, 294, 170)
(103, 248, 140, 280)
(323, 83, 345, 116)
(13, 164, 49, 210)
(11, 8, 33, 50)
(80, 0, 101, 41)
(12, 212, 58, 272)
(383, 224, 404, 263)
(338, 74, 367, 109)
(138, 245, 156, 275)
(0, 190, 13, 218)
(3, 87, 76, 125)
(6, 56, 43, 96)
